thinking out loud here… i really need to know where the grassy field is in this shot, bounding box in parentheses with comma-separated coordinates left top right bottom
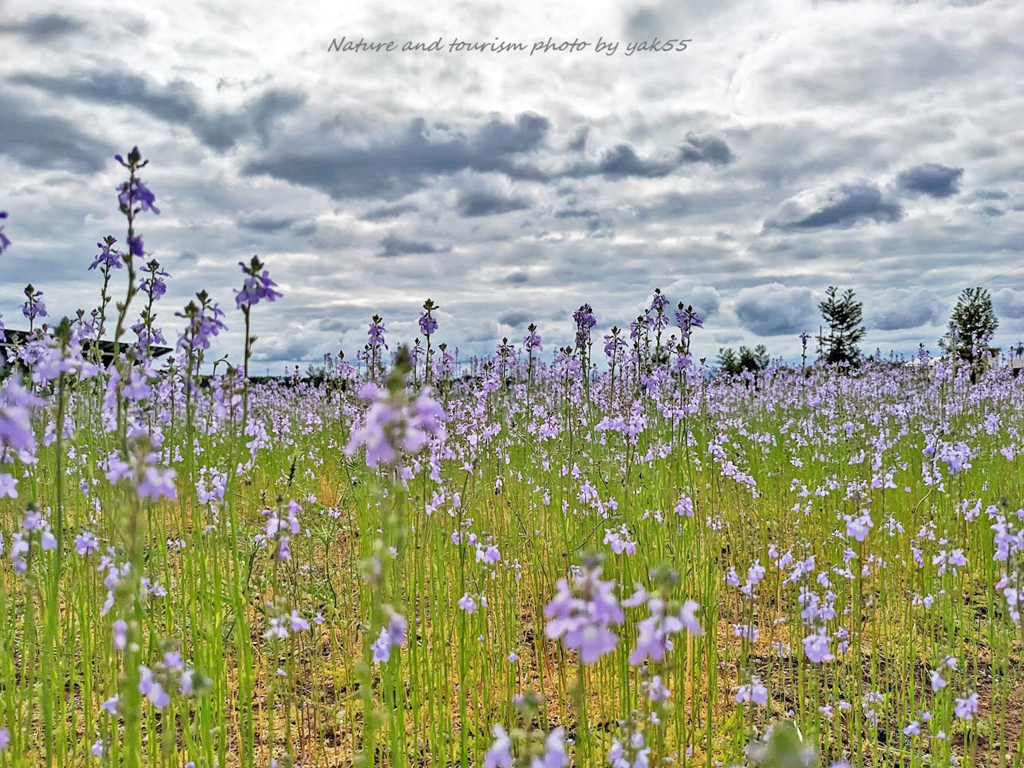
(1, 152, 1023, 768)
(2, 352, 1023, 767)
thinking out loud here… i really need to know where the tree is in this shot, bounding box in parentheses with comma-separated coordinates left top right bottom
(940, 287, 998, 368)
(741, 344, 770, 372)
(717, 344, 770, 375)
(717, 347, 739, 374)
(818, 286, 865, 366)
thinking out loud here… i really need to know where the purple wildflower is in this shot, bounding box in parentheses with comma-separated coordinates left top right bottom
(845, 511, 873, 542)
(674, 303, 703, 332)
(484, 725, 512, 768)
(955, 692, 979, 720)
(608, 731, 651, 768)
(139, 265, 170, 300)
(737, 678, 769, 706)
(371, 610, 408, 664)
(127, 235, 145, 258)
(137, 466, 177, 502)
(21, 285, 47, 321)
(138, 666, 171, 709)
(0, 211, 11, 257)
(629, 595, 702, 665)
(117, 176, 160, 215)
(540, 728, 569, 767)
(524, 324, 542, 351)
(0, 475, 16, 499)
(176, 296, 228, 355)
(803, 630, 834, 663)
(573, 303, 596, 352)
(419, 312, 438, 337)
(101, 695, 120, 715)
(235, 258, 283, 309)
(544, 557, 624, 664)
(368, 316, 387, 349)
(89, 238, 123, 271)
(76, 532, 100, 556)
(113, 620, 128, 651)
(345, 382, 447, 468)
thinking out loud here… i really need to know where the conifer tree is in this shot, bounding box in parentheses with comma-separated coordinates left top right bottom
(818, 286, 865, 366)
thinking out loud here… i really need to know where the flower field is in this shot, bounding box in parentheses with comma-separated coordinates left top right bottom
(0, 150, 1023, 768)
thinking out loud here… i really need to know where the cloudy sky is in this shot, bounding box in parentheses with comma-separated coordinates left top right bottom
(2, 0, 1023, 371)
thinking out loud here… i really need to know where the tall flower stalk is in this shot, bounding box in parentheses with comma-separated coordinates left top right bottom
(420, 299, 439, 385)
(345, 346, 446, 766)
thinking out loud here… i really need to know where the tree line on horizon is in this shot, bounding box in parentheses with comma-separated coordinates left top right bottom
(717, 285, 1005, 375)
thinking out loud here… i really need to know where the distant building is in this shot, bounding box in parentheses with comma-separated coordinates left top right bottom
(904, 356, 942, 373)
(0, 328, 171, 376)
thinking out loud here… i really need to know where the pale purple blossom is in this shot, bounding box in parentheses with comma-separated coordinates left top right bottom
(138, 666, 171, 709)
(803, 630, 834, 663)
(737, 678, 769, 707)
(544, 559, 624, 664)
(955, 692, 978, 720)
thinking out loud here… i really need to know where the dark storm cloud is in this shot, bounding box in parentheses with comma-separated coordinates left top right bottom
(318, 317, 352, 332)
(2, 13, 86, 41)
(563, 133, 734, 181)
(568, 128, 589, 152)
(971, 189, 1007, 201)
(503, 270, 530, 284)
(591, 144, 677, 178)
(242, 113, 551, 200)
(236, 213, 317, 236)
(678, 132, 735, 165)
(8, 71, 306, 151)
(456, 189, 531, 217)
(554, 208, 600, 219)
(625, 7, 662, 38)
(764, 180, 903, 231)
(238, 213, 300, 232)
(0, 91, 111, 173)
(624, 0, 752, 42)
(734, 283, 818, 336)
(895, 163, 964, 198)
(498, 310, 531, 328)
(11, 71, 223, 141)
(241, 109, 735, 201)
(361, 203, 418, 221)
(873, 307, 938, 330)
(379, 234, 449, 257)
(994, 288, 1024, 320)
(247, 89, 309, 145)
(475, 112, 550, 155)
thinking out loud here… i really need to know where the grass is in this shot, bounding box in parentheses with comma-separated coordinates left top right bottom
(1, 357, 1023, 767)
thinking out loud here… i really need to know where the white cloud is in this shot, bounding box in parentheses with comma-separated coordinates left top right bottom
(869, 288, 940, 330)
(734, 283, 818, 337)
